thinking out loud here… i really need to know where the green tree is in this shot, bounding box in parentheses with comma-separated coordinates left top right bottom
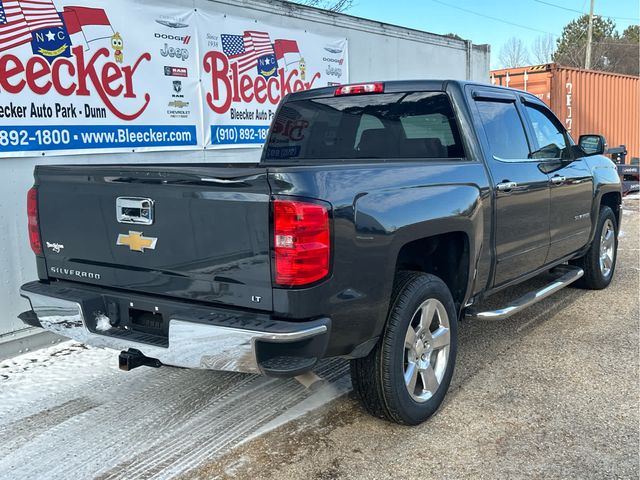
(606, 25, 640, 75)
(552, 14, 616, 70)
(622, 25, 639, 43)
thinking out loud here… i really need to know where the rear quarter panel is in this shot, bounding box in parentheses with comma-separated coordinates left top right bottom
(268, 161, 492, 357)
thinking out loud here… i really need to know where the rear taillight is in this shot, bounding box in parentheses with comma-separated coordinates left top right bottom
(335, 82, 384, 96)
(273, 199, 330, 286)
(27, 187, 42, 255)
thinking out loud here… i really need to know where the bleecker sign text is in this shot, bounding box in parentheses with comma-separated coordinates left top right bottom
(0, 46, 151, 121)
(203, 51, 321, 114)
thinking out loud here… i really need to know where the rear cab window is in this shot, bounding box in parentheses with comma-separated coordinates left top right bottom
(263, 91, 465, 162)
(475, 100, 531, 160)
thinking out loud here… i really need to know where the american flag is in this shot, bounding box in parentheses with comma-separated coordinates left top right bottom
(221, 31, 275, 74)
(19, 0, 62, 31)
(0, 0, 62, 52)
(0, 0, 31, 52)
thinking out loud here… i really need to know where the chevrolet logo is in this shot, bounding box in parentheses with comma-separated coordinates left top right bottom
(116, 231, 157, 252)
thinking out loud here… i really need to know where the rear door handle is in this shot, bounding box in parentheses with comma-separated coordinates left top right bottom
(550, 176, 566, 185)
(496, 181, 518, 191)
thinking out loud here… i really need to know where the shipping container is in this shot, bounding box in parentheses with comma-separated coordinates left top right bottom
(0, 0, 490, 356)
(490, 64, 639, 162)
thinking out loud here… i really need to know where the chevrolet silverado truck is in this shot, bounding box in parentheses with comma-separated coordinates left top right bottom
(19, 80, 622, 425)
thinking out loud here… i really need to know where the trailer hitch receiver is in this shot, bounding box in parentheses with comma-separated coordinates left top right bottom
(118, 348, 162, 371)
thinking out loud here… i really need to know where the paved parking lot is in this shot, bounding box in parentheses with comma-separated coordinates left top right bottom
(0, 196, 638, 480)
(186, 197, 640, 480)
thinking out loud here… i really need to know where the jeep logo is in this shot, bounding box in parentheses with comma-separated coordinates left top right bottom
(160, 43, 189, 61)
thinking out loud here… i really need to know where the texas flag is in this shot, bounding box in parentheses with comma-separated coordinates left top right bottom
(62, 6, 112, 49)
(273, 39, 300, 68)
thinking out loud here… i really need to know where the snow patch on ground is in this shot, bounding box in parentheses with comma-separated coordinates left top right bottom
(242, 374, 352, 445)
(0, 339, 349, 479)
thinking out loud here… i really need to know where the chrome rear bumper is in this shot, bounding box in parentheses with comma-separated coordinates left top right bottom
(20, 282, 328, 375)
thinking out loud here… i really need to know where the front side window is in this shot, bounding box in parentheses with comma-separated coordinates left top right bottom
(476, 100, 530, 160)
(524, 105, 569, 159)
(263, 92, 465, 161)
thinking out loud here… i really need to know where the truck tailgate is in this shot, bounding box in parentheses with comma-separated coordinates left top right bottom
(35, 164, 273, 311)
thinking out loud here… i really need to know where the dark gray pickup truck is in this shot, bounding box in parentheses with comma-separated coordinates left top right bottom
(20, 80, 622, 425)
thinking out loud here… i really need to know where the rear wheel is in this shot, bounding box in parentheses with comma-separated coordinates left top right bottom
(570, 205, 618, 290)
(350, 272, 458, 425)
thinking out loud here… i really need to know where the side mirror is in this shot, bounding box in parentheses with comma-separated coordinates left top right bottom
(578, 134, 607, 156)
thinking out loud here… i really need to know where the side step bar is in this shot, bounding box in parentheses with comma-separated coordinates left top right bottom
(465, 265, 584, 321)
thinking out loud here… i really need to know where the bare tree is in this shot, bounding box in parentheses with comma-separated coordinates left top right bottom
(531, 34, 555, 64)
(294, 0, 354, 12)
(499, 37, 530, 68)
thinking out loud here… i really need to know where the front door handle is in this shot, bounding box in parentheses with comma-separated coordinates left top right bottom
(550, 176, 567, 185)
(496, 181, 518, 191)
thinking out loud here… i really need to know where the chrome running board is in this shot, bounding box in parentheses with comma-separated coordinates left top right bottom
(465, 265, 584, 321)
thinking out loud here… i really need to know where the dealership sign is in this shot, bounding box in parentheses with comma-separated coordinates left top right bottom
(197, 12, 348, 148)
(0, 0, 348, 157)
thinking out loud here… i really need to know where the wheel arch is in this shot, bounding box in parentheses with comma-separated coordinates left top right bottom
(394, 231, 471, 312)
(600, 191, 622, 229)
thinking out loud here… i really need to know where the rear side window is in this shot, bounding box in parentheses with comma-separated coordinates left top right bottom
(476, 101, 530, 160)
(263, 92, 464, 161)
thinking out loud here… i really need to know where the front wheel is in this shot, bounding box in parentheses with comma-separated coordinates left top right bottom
(570, 205, 618, 290)
(350, 272, 458, 425)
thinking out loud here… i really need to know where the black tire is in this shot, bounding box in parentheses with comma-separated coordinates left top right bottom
(570, 205, 618, 290)
(350, 271, 458, 425)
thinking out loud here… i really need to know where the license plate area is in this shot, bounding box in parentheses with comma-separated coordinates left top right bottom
(92, 296, 170, 346)
(129, 308, 167, 337)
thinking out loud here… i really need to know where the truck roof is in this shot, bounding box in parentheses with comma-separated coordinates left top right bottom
(286, 79, 540, 102)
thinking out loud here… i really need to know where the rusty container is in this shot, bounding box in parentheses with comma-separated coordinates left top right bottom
(490, 64, 640, 162)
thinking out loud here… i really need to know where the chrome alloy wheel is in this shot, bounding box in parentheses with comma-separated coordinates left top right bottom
(599, 218, 615, 278)
(403, 298, 451, 403)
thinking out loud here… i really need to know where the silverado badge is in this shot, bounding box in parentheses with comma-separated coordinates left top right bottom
(117, 231, 157, 252)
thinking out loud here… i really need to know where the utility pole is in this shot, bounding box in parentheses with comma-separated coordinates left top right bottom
(585, 0, 595, 69)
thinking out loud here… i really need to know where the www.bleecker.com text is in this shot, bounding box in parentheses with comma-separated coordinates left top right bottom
(0, 102, 107, 119)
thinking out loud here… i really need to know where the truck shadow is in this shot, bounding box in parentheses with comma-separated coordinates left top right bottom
(453, 276, 591, 393)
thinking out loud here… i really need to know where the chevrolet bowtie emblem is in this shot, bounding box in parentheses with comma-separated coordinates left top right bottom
(116, 231, 157, 252)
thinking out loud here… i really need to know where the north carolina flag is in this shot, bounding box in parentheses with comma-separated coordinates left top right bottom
(62, 6, 112, 49)
(273, 39, 300, 67)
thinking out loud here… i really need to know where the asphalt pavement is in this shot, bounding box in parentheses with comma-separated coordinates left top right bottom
(0, 197, 637, 480)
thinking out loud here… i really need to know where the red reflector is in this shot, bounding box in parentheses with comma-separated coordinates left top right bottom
(273, 199, 330, 286)
(335, 82, 384, 96)
(27, 187, 42, 255)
